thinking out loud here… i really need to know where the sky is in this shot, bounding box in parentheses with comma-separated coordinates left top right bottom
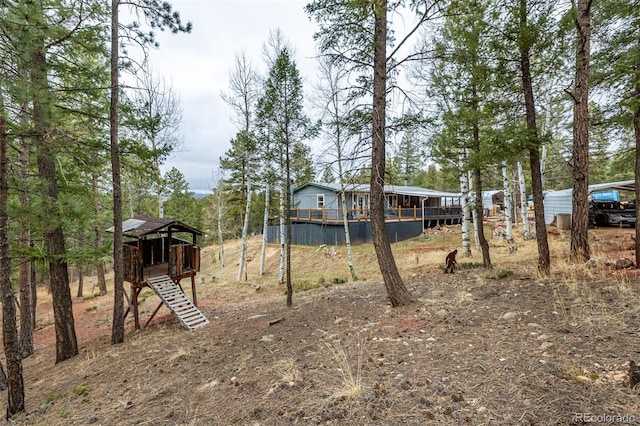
(142, 0, 321, 193)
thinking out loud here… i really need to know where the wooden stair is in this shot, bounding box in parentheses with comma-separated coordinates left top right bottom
(147, 275, 209, 330)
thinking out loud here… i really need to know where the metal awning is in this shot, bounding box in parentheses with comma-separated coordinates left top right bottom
(588, 180, 635, 193)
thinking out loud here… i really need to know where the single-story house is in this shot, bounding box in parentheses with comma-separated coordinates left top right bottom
(292, 182, 461, 225)
(267, 182, 462, 245)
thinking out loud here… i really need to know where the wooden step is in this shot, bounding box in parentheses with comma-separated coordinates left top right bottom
(147, 275, 209, 330)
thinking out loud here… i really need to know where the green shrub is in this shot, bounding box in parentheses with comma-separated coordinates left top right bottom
(44, 391, 67, 404)
(73, 385, 88, 396)
(497, 270, 514, 279)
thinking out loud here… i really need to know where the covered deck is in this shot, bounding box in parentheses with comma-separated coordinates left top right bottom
(275, 205, 462, 227)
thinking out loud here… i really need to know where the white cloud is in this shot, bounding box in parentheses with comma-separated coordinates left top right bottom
(145, 0, 320, 191)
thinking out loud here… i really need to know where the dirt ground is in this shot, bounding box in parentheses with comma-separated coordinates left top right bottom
(4, 224, 640, 425)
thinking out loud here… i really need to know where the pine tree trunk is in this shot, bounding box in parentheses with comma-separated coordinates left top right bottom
(570, 0, 592, 263)
(634, 32, 640, 269)
(473, 168, 491, 268)
(17, 138, 33, 358)
(371, 1, 412, 307)
(0, 92, 26, 417)
(519, 0, 550, 274)
(77, 264, 84, 298)
(92, 172, 107, 295)
(110, 0, 125, 344)
(30, 254, 37, 330)
(30, 11, 78, 362)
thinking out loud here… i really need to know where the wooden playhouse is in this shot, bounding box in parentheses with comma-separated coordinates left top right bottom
(110, 214, 209, 331)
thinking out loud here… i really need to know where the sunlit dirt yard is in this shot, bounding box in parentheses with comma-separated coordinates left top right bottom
(4, 224, 640, 425)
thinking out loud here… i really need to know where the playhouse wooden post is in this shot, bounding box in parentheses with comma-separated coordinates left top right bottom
(131, 286, 140, 330)
(191, 274, 197, 307)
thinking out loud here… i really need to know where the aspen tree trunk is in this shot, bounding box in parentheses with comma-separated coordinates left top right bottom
(540, 144, 548, 191)
(278, 185, 285, 284)
(340, 190, 356, 280)
(336, 139, 356, 280)
(216, 183, 225, 267)
(517, 162, 531, 239)
(260, 183, 270, 276)
(469, 170, 480, 251)
(285, 145, 292, 307)
(237, 171, 251, 281)
(511, 169, 519, 226)
(502, 162, 513, 243)
(459, 153, 471, 257)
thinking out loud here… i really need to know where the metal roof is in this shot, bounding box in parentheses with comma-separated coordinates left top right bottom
(106, 214, 204, 238)
(587, 179, 635, 193)
(294, 182, 461, 198)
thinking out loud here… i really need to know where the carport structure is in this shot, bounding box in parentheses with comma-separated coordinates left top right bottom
(543, 179, 636, 225)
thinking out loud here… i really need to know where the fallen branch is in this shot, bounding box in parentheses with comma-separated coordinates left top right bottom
(268, 317, 285, 326)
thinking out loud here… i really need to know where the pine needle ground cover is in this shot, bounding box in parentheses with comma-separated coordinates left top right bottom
(5, 226, 640, 425)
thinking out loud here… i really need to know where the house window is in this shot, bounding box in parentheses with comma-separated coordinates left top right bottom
(353, 194, 369, 210)
(317, 194, 325, 208)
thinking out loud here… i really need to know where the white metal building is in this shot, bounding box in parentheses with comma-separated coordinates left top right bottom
(543, 180, 635, 224)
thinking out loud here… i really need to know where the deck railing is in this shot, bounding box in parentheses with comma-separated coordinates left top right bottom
(270, 206, 462, 222)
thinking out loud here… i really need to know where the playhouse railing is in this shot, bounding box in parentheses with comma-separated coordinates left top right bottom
(123, 244, 143, 283)
(169, 244, 201, 277)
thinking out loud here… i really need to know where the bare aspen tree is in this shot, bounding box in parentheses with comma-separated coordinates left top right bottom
(502, 162, 513, 242)
(459, 153, 472, 256)
(517, 161, 531, 239)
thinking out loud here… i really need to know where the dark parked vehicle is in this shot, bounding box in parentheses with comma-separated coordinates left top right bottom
(588, 200, 636, 227)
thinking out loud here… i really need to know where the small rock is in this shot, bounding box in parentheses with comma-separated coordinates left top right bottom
(501, 312, 517, 320)
(615, 258, 634, 269)
(539, 341, 554, 350)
